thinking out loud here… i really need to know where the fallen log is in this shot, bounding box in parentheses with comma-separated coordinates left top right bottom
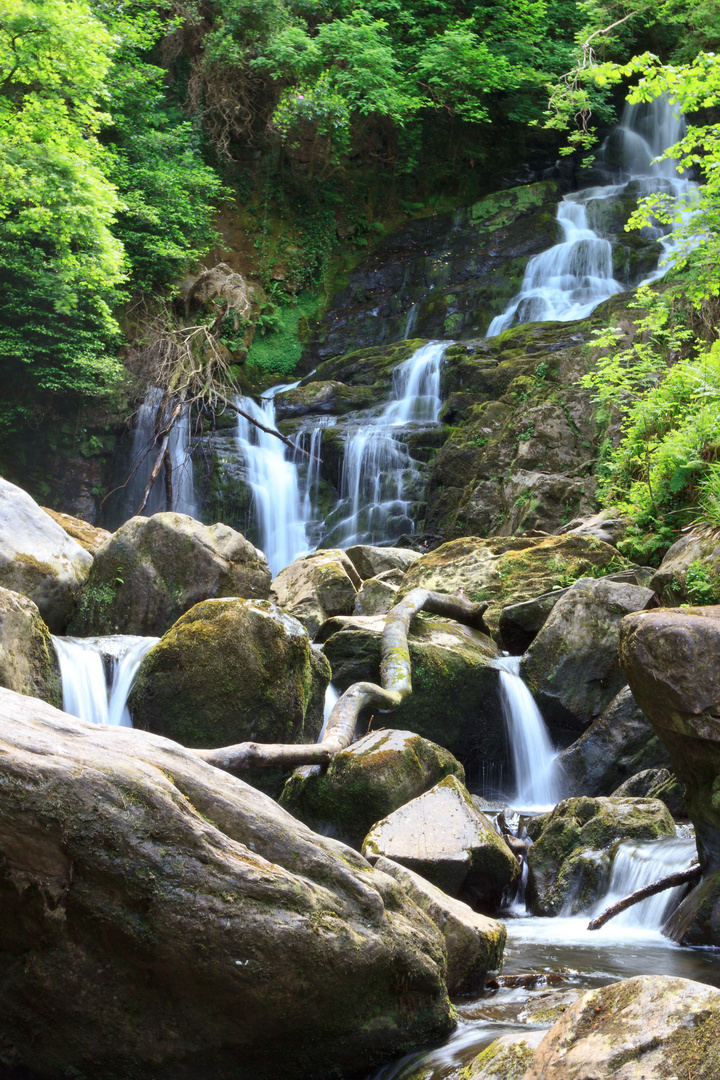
(587, 863, 702, 930)
(193, 589, 490, 774)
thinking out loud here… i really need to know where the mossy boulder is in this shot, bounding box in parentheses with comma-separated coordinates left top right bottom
(650, 528, 720, 605)
(129, 598, 330, 752)
(345, 545, 420, 580)
(556, 686, 671, 798)
(72, 513, 271, 636)
(273, 380, 376, 420)
(520, 577, 656, 735)
(0, 686, 454, 1080)
(354, 569, 404, 615)
(0, 587, 61, 707)
(272, 548, 362, 637)
(526, 796, 675, 915)
(0, 476, 93, 633)
(619, 605, 720, 877)
(523, 975, 720, 1080)
(460, 1032, 545, 1080)
(398, 534, 627, 635)
(362, 775, 519, 910)
(40, 507, 112, 554)
(375, 856, 506, 996)
(317, 613, 502, 780)
(612, 768, 686, 819)
(280, 728, 465, 848)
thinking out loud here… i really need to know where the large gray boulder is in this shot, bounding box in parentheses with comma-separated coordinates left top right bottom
(0, 477, 93, 632)
(0, 586, 61, 707)
(71, 513, 271, 636)
(526, 796, 676, 915)
(129, 598, 329, 751)
(280, 728, 465, 848)
(521, 576, 656, 734)
(375, 857, 506, 995)
(555, 686, 671, 798)
(524, 975, 720, 1080)
(362, 775, 519, 910)
(271, 548, 361, 637)
(317, 614, 502, 774)
(0, 687, 454, 1080)
(345, 545, 420, 580)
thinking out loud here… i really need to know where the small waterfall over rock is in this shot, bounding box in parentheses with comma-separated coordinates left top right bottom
(487, 95, 696, 336)
(496, 656, 560, 809)
(52, 636, 158, 727)
(234, 382, 312, 577)
(123, 388, 198, 518)
(323, 341, 448, 547)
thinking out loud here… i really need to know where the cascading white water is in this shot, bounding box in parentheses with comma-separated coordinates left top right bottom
(234, 383, 311, 577)
(487, 95, 696, 336)
(326, 341, 448, 546)
(495, 655, 561, 809)
(586, 834, 698, 929)
(319, 683, 340, 742)
(125, 388, 198, 518)
(52, 635, 158, 727)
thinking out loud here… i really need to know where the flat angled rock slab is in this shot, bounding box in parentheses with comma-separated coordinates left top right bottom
(362, 774, 518, 909)
(374, 857, 506, 995)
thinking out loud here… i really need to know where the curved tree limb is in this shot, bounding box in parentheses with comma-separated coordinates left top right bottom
(587, 864, 701, 931)
(192, 589, 490, 774)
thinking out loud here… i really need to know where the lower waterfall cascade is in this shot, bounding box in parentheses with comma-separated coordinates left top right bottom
(52, 635, 158, 727)
(495, 656, 561, 810)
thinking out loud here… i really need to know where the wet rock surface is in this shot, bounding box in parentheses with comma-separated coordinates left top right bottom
(0, 688, 453, 1080)
(526, 796, 675, 915)
(280, 728, 464, 848)
(0, 586, 61, 707)
(0, 477, 93, 633)
(345, 544, 420, 580)
(362, 775, 519, 909)
(353, 569, 404, 615)
(462, 1031, 546, 1080)
(129, 597, 329, 752)
(71, 512, 271, 636)
(520, 577, 656, 734)
(556, 687, 672, 798)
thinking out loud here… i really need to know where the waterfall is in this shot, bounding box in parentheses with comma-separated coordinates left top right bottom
(487, 95, 696, 336)
(325, 341, 448, 546)
(234, 383, 312, 577)
(495, 656, 560, 809)
(319, 683, 340, 742)
(124, 388, 198, 518)
(52, 636, 158, 727)
(585, 834, 698, 930)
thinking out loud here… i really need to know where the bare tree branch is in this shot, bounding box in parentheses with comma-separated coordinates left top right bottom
(587, 863, 701, 930)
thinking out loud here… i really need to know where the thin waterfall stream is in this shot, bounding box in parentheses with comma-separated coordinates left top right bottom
(52, 635, 158, 727)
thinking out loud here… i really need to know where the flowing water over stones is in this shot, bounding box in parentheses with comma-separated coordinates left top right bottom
(487, 95, 696, 335)
(52, 635, 158, 727)
(495, 656, 561, 810)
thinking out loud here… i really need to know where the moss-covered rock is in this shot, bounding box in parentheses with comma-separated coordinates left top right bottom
(555, 686, 671, 798)
(650, 528, 720, 605)
(0, 686, 454, 1080)
(526, 796, 675, 915)
(363, 775, 519, 910)
(272, 548, 361, 637)
(0, 586, 61, 707)
(520, 576, 656, 733)
(40, 506, 112, 554)
(280, 728, 464, 847)
(376, 856, 506, 995)
(273, 380, 376, 420)
(460, 1031, 545, 1080)
(0, 477, 93, 633)
(523, 975, 720, 1080)
(612, 768, 686, 819)
(317, 613, 502, 780)
(129, 597, 329, 753)
(398, 533, 628, 635)
(71, 512, 271, 636)
(353, 569, 404, 615)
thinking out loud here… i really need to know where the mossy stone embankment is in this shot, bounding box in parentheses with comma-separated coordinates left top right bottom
(526, 796, 675, 916)
(71, 512, 271, 636)
(129, 597, 329, 752)
(280, 728, 465, 848)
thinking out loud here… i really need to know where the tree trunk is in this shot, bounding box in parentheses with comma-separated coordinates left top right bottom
(192, 589, 490, 774)
(587, 864, 701, 930)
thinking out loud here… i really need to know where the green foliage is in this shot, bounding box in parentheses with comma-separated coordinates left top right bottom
(245, 290, 319, 377)
(684, 558, 720, 605)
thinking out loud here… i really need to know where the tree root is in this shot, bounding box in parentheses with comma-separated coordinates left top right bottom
(192, 589, 490, 774)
